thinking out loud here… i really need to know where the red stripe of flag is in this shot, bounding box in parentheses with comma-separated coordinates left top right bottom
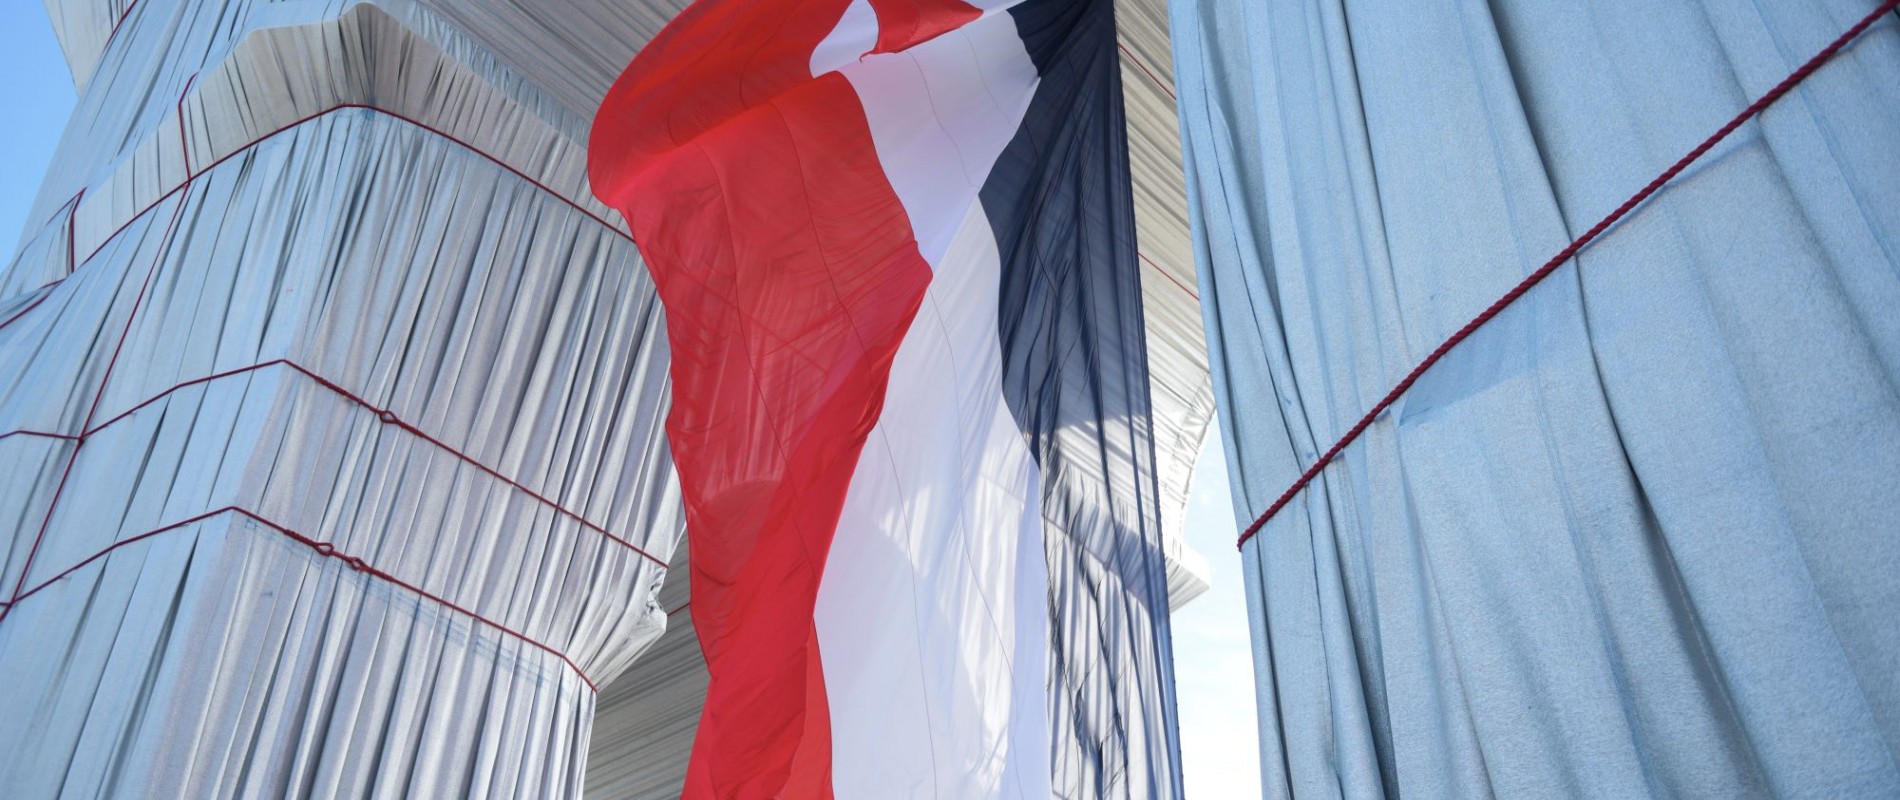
(591, 0, 981, 794)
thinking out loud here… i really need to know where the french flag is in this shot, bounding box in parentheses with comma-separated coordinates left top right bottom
(589, 0, 1181, 794)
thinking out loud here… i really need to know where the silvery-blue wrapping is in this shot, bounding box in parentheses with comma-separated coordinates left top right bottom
(1172, 0, 1900, 796)
(0, 1, 1212, 796)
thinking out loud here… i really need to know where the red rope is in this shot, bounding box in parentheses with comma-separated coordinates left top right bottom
(0, 289, 56, 330)
(0, 200, 181, 614)
(0, 192, 87, 331)
(100, 0, 144, 54)
(1, 79, 204, 618)
(0, 358, 666, 567)
(0, 188, 190, 624)
(3, 505, 599, 691)
(1139, 250, 1198, 300)
(1237, 0, 1898, 550)
(0, 430, 82, 444)
(2, 90, 657, 630)
(1107, 40, 1196, 308)
(1118, 42, 1176, 101)
(2, 101, 630, 335)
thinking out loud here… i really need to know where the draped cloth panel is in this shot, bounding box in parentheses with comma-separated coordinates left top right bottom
(5, 0, 1202, 795)
(1170, 0, 1900, 796)
(591, 0, 1185, 794)
(1, 3, 684, 796)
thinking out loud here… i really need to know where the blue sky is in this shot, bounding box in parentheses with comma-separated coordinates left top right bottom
(1176, 434, 1263, 798)
(0, 8, 1259, 794)
(1, 6, 76, 251)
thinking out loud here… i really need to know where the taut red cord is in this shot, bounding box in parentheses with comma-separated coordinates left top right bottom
(1, 87, 668, 638)
(1119, 42, 1175, 101)
(0, 189, 190, 624)
(1237, 0, 1899, 549)
(0, 358, 667, 567)
(1, 101, 632, 336)
(3, 505, 600, 691)
(0, 76, 199, 624)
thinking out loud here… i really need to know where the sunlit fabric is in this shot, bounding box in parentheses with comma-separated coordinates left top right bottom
(591, 0, 1184, 795)
(0, 5, 681, 795)
(1172, 0, 1900, 796)
(0, 0, 1196, 796)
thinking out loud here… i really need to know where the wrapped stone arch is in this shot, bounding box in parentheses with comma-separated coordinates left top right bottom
(1, 0, 1214, 796)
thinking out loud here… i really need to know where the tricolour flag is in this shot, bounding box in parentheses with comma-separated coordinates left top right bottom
(589, 0, 1182, 794)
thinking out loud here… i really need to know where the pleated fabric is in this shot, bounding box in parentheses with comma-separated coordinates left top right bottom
(4, 0, 1203, 797)
(1172, 0, 1900, 796)
(1, 3, 683, 796)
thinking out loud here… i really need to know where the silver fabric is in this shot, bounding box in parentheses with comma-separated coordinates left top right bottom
(3, 0, 1213, 796)
(1172, 0, 1900, 796)
(1, 3, 681, 796)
